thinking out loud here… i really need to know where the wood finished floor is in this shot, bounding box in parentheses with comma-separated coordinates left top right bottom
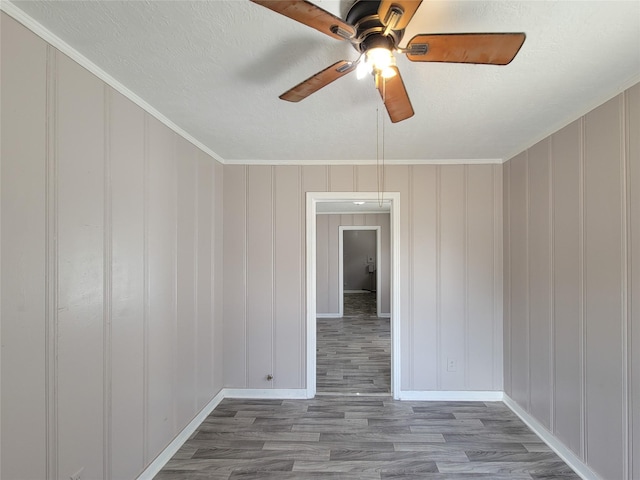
(317, 292, 391, 395)
(343, 292, 378, 318)
(155, 293, 578, 479)
(154, 396, 580, 479)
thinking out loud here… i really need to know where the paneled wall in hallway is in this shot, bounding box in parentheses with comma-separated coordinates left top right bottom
(1, 13, 224, 480)
(316, 213, 391, 316)
(223, 163, 503, 393)
(503, 82, 639, 480)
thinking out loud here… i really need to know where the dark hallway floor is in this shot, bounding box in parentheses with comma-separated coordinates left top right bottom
(317, 292, 390, 395)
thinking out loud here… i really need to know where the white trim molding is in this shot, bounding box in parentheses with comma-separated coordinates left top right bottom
(136, 388, 308, 479)
(398, 391, 504, 402)
(223, 158, 504, 166)
(503, 394, 601, 480)
(0, 0, 225, 165)
(136, 389, 225, 480)
(502, 72, 640, 163)
(307, 191, 401, 399)
(138, 388, 599, 480)
(0, 0, 518, 169)
(222, 388, 310, 400)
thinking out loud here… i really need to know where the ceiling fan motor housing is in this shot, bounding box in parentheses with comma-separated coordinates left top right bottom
(248, 0, 526, 124)
(346, 0, 405, 54)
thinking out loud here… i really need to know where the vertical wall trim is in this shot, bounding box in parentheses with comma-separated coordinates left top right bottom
(625, 89, 634, 480)
(142, 113, 150, 465)
(408, 166, 414, 389)
(210, 159, 216, 390)
(0, 31, 2, 479)
(525, 151, 531, 412)
(435, 166, 442, 389)
(300, 168, 306, 389)
(491, 165, 497, 390)
(298, 166, 304, 387)
(45, 45, 59, 480)
(0, 51, 2, 469)
(305, 190, 316, 398)
(172, 134, 179, 433)
(620, 93, 630, 480)
(548, 136, 556, 433)
(506, 162, 513, 395)
(579, 116, 587, 460)
(102, 85, 113, 480)
(243, 165, 248, 387)
(271, 167, 276, 387)
(193, 147, 200, 410)
(463, 165, 469, 389)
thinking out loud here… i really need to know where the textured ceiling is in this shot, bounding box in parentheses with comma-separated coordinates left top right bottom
(8, 0, 640, 164)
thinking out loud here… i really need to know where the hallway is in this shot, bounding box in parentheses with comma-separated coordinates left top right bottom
(317, 293, 391, 395)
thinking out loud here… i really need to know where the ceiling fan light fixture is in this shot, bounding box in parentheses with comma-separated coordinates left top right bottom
(366, 47, 395, 71)
(380, 66, 397, 78)
(250, 0, 525, 123)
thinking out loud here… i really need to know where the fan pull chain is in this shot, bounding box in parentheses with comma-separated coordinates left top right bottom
(376, 76, 386, 208)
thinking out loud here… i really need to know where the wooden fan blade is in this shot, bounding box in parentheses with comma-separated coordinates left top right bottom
(376, 67, 414, 123)
(406, 33, 526, 65)
(378, 0, 423, 31)
(250, 0, 355, 40)
(280, 60, 356, 102)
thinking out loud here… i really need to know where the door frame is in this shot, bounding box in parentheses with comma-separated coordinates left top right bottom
(306, 191, 401, 399)
(339, 226, 381, 318)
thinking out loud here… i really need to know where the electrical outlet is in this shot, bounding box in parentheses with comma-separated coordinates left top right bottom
(447, 358, 457, 372)
(69, 467, 84, 480)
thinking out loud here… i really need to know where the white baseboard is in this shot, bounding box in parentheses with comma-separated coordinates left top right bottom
(136, 389, 225, 480)
(503, 394, 600, 480)
(222, 388, 310, 399)
(378, 313, 391, 318)
(398, 390, 504, 401)
(142, 389, 597, 480)
(316, 313, 342, 318)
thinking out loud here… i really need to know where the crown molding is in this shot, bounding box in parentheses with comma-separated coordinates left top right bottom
(0, 1, 226, 165)
(222, 157, 503, 166)
(503, 73, 640, 163)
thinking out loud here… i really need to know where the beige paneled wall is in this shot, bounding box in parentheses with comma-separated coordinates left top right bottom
(630, 83, 640, 480)
(1, 13, 48, 480)
(503, 82, 639, 480)
(316, 213, 391, 316)
(223, 163, 503, 392)
(0, 13, 224, 480)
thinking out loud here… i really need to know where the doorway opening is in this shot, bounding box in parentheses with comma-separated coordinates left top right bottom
(339, 226, 381, 318)
(306, 192, 401, 399)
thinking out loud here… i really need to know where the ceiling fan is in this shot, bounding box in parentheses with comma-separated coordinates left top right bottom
(250, 0, 526, 123)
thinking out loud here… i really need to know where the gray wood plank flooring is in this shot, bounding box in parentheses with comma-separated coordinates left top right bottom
(156, 295, 578, 479)
(155, 397, 580, 479)
(317, 292, 390, 394)
(343, 292, 378, 318)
